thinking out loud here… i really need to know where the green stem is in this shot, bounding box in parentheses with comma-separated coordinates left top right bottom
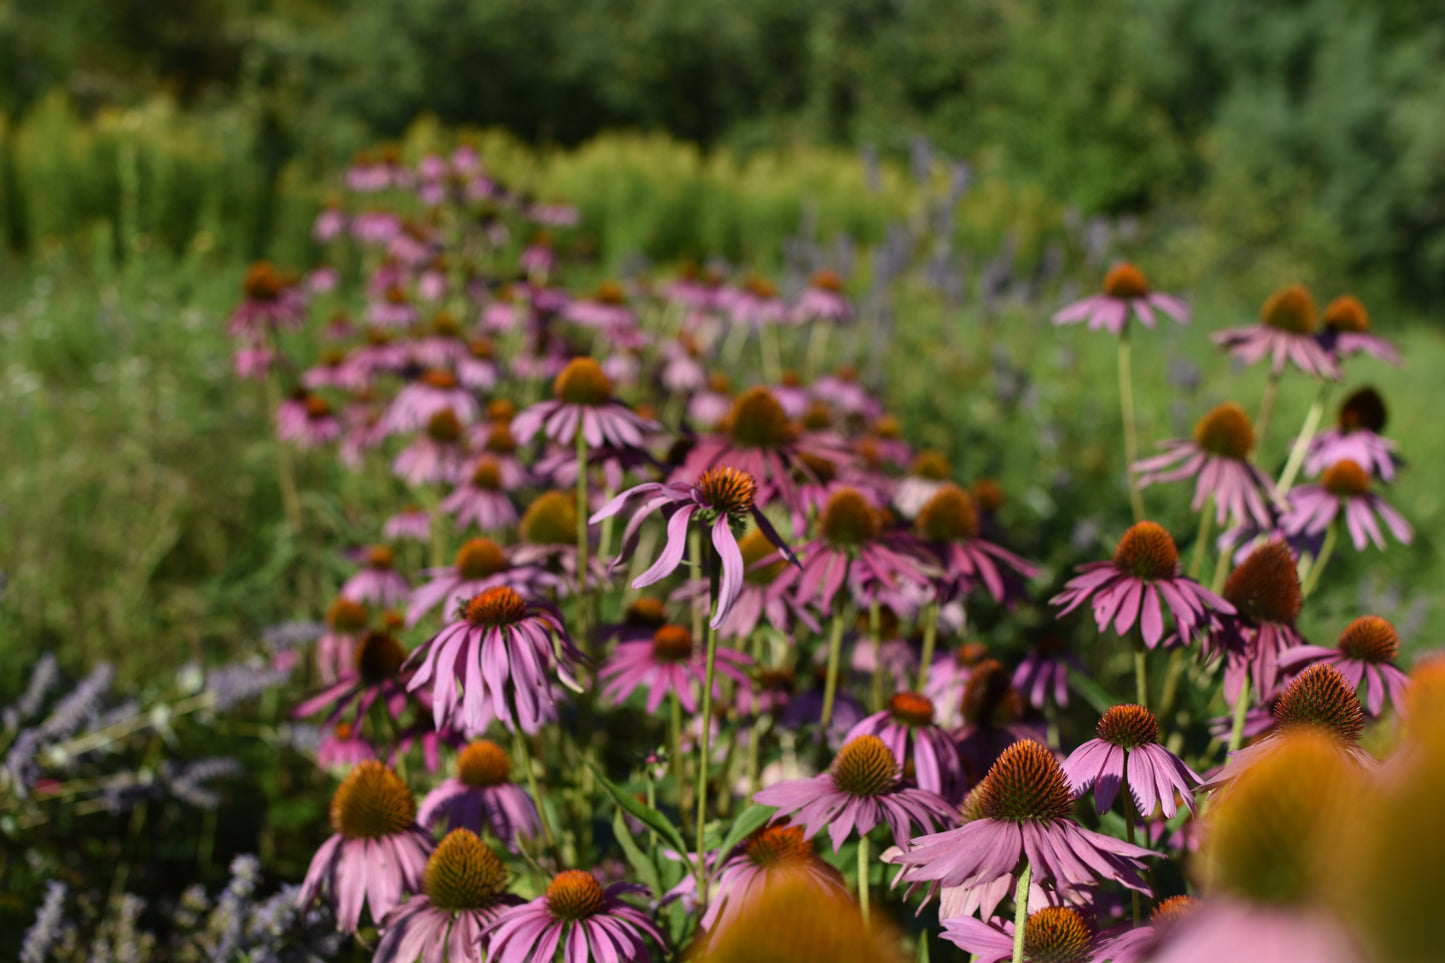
(820, 612, 848, 731)
(1210, 537, 1234, 595)
(760, 319, 782, 385)
(1187, 495, 1215, 582)
(1118, 334, 1145, 523)
(1227, 676, 1252, 754)
(264, 370, 303, 533)
(1255, 371, 1282, 452)
(516, 732, 560, 865)
(1122, 750, 1142, 924)
(1133, 639, 1149, 711)
(428, 485, 447, 572)
(916, 602, 940, 692)
(857, 833, 871, 926)
(1299, 520, 1339, 600)
(574, 427, 591, 648)
(1011, 860, 1032, 963)
(1158, 649, 1186, 724)
(695, 549, 722, 905)
(1277, 384, 1331, 495)
(869, 601, 884, 712)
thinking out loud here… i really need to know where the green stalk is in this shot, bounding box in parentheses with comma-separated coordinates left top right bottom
(1157, 649, 1186, 724)
(1011, 860, 1032, 963)
(670, 691, 687, 815)
(264, 369, 303, 533)
(869, 600, 884, 712)
(820, 611, 848, 731)
(1133, 639, 1149, 711)
(857, 833, 871, 926)
(1255, 371, 1282, 452)
(1187, 495, 1215, 582)
(1118, 333, 1145, 523)
(1277, 384, 1331, 495)
(1226, 677, 1252, 754)
(574, 427, 591, 648)
(695, 548, 722, 905)
(1299, 520, 1339, 600)
(515, 731, 560, 865)
(916, 601, 940, 692)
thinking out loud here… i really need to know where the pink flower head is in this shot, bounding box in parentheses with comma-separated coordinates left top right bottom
(724, 274, 789, 327)
(293, 627, 416, 729)
(482, 870, 663, 963)
(374, 829, 519, 963)
(1211, 284, 1340, 379)
(1013, 635, 1086, 710)
(392, 414, 469, 487)
(677, 823, 849, 934)
(952, 658, 1047, 787)
(227, 261, 307, 338)
(591, 465, 798, 630)
(1304, 387, 1398, 483)
(302, 347, 368, 392)
(298, 761, 433, 932)
(1051, 521, 1234, 649)
(317, 721, 375, 770)
(844, 691, 964, 800)
(564, 279, 637, 331)
(340, 545, 411, 608)
(405, 585, 582, 735)
(1098, 895, 1199, 963)
(369, 285, 420, 328)
(1135, 403, 1279, 528)
(1204, 539, 1308, 703)
(599, 622, 752, 714)
(752, 734, 957, 852)
(407, 310, 469, 368)
(233, 341, 278, 381)
(1149, 901, 1365, 963)
(660, 334, 708, 393)
(887, 740, 1155, 918)
(1277, 615, 1410, 717)
(416, 740, 542, 851)
(456, 337, 500, 392)
(1281, 459, 1412, 551)
(513, 357, 657, 452)
(791, 269, 854, 323)
(351, 210, 401, 244)
(1052, 262, 1188, 335)
(1063, 704, 1202, 819)
(386, 369, 479, 433)
(317, 595, 371, 684)
(440, 457, 519, 533)
(914, 484, 1038, 605)
(1317, 295, 1401, 366)
(276, 391, 343, 449)
(313, 206, 347, 243)
(383, 505, 432, 543)
(942, 906, 1109, 963)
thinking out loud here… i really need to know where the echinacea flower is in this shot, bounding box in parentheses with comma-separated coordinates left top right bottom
(591, 466, 797, 629)
(1063, 704, 1201, 818)
(406, 538, 558, 627)
(1317, 295, 1401, 365)
(1304, 387, 1399, 482)
(512, 357, 657, 451)
(1277, 615, 1410, 716)
(227, 261, 307, 338)
(914, 484, 1037, 604)
(1211, 284, 1340, 379)
(298, 761, 434, 932)
(1205, 539, 1306, 702)
(1050, 522, 1233, 649)
(844, 692, 964, 800)
(386, 369, 479, 433)
(1012, 636, 1085, 710)
(317, 595, 369, 684)
(752, 734, 957, 851)
(1281, 459, 1412, 551)
(599, 623, 753, 713)
(1134, 403, 1278, 528)
(706, 528, 820, 640)
(564, 280, 637, 331)
(318, 722, 374, 770)
(405, 585, 582, 735)
(924, 641, 991, 729)
(294, 629, 415, 728)
(887, 740, 1155, 918)
(482, 870, 664, 963)
(383, 505, 432, 543)
(393, 408, 469, 486)
(952, 658, 1044, 785)
(893, 450, 953, 519)
(277, 392, 343, 448)
(942, 906, 1107, 963)
(440, 457, 518, 532)
(791, 269, 854, 323)
(1099, 895, 1198, 963)
(1051, 262, 1188, 335)
(341, 546, 411, 608)
(416, 740, 542, 851)
(374, 829, 518, 962)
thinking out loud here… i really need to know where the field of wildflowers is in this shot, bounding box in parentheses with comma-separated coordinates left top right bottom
(3, 133, 1444, 963)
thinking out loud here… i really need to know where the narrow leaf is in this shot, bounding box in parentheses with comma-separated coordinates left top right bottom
(589, 761, 692, 865)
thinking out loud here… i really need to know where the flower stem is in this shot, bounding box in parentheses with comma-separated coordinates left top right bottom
(574, 427, 591, 649)
(695, 548, 722, 906)
(1210, 537, 1233, 595)
(1227, 676, 1252, 754)
(264, 369, 303, 533)
(1187, 495, 1214, 582)
(1277, 383, 1331, 495)
(515, 731, 560, 865)
(1255, 370, 1282, 451)
(1122, 750, 1142, 924)
(1118, 333, 1145, 523)
(670, 690, 687, 815)
(1011, 859, 1032, 963)
(820, 611, 848, 731)
(760, 320, 782, 386)
(916, 601, 940, 692)
(1133, 639, 1149, 711)
(857, 833, 871, 926)
(869, 600, 884, 712)
(1158, 649, 1186, 724)
(1299, 520, 1339, 600)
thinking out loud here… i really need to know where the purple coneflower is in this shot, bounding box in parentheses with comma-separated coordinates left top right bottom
(1205, 539, 1307, 702)
(1317, 295, 1400, 365)
(482, 870, 663, 963)
(811, 366, 883, 420)
(406, 537, 557, 627)
(1100, 895, 1198, 963)
(1051, 262, 1188, 335)
(317, 595, 369, 684)
(294, 628, 414, 728)
(393, 408, 469, 487)
(844, 692, 964, 800)
(302, 347, 366, 392)
(1012, 635, 1085, 710)
(386, 369, 479, 433)
(440, 457, 518, 532)
(1064, 704, 1201, 819)
(298, 760, 433, 932)
(564, 279, 637, 331)
(942, 906, 1107, 963)
(924, 641, 990, 729)
(233, 341, 278, 381)
(383, 505, 432, 543)
(1277, 615, 1410, 716)
(791, 269, 853, 323)
(416, 739, 542, 850)
(407, 311, 469, 368)
(227, 261, 307, 338)
(374, 828, 517, 963)
(1304, 387, 1398, 483)
(725, 275, 788, 327)
(685, 824, 849, 934)
(1135, 403, 1277, 528)
(752, 734, 956, 851)
(456, 337, 499, 391)
(341, 546, 411, 608)
(405, 585, 582, 735)
(591, 465, 796, 629)
(952, 658, 1045, 786)
(276, 392, 343, 449)
(915, 484, 1037, 604)
(707, 528, 819, 640)
(1281, 459, 1412, 551)
(369, 286, 419, 328)
(599, 623, 752, 714)
(888, 740, 1155, 918)
(893, 450, 952, 519)
(317, 722, 374, 770)
(1211, 284, 1340, 379)
(512, 357, 657, 451)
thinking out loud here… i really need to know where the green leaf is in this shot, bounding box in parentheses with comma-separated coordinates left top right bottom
(713, 803, 777, 857)
(916, 931, 931, 963)
(589, 761, 692, 867)
(612, 809, 662, 896)
(1067, 666, 1114, 715)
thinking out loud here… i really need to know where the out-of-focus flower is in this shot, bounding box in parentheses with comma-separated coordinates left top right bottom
(1063, 704, 1201, 818)
(1277, 615, 1410, 717)
(416, 740, 542, 852)
(1135, 403, 1277, 527)
(1317, 294, 1401, 366)
(1281, 459, 1412, 551)
(1051, 262, 1189, 335)
(483, 870, 663, 963)
(1211, 284, 1340, 379)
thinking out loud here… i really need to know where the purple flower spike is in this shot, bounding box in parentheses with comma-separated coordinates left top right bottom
(1064, 704, 1202, 819)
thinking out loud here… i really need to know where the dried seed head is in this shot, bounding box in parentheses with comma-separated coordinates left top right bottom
(830, 736, 899, 798)
(1338, 387, 1387, 434)
(330, 760, 415, 839)
(553, 358, 613, 405)
(454, 538, 508, 580)
(424, 829, 508, 911)
(456, 740, 511, 788)
(1192, 403, 1255, 460)
(426, 408, 463, 443)
(1224, 540, 1302, 625)
(624, 597, 668, 627)
(961, 659, 1023, 726)
(243, 261, 286, 300)
(464, 586, 528, 627)
(915, 483, 979, 542)
(1261, 285, 1317, 334)
(354, 631, 407, 683)
(974, 740, 1075, 824)
(1337, 616, 1399, 664)
(1273, 663, 1364, 744)
(1102, 262, 1150, 299)
(1112, 522, 1180, 581)
(545, 870, 607, 921)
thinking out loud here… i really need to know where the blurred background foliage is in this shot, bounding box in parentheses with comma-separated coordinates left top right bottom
(1, 0, 1444, 309)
